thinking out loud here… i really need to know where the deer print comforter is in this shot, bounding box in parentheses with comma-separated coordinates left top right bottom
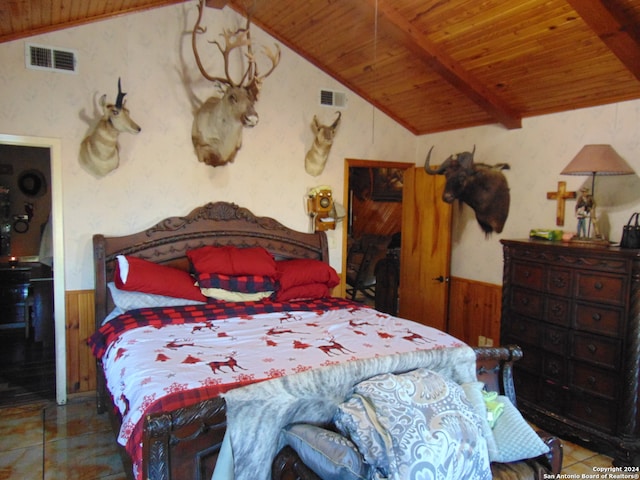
(89, 297, 466, 479)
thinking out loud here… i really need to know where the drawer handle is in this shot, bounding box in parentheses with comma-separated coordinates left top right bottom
(552, 277, 566, 288)
(520, 297, 529, 306)
(587, 376, 596, 386)
(591, 313, 602, 322)
(585, 406, 593, 415)
(549, 332, 561, 344)
(551, 304, 564, 316)
(587, 344, 598, 354)
(523, 270, 531, 278)
(593, 281, 603, 290)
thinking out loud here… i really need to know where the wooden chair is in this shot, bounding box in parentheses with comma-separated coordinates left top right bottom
(345, 235, 390, 301)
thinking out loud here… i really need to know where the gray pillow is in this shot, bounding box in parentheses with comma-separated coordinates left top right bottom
(107, 282, 205, 313)
(281, 424, 370, 480)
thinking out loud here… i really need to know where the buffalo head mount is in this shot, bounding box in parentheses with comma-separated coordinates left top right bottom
(424, 146, 510, 234)
(191, 0, 281, 167)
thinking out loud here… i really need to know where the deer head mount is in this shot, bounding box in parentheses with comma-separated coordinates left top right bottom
(79, 78, 141, 177)
(304, 111, 342, 176)
(191, 0, 281, 167)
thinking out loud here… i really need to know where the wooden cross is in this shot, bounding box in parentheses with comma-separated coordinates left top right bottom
(547, 181, 576, 226)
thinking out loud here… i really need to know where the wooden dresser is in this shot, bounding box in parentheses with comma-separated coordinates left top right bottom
(501, 239, 640, 465)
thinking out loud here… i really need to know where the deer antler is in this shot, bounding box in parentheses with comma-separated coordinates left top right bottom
(246, 43, 281, 100)
(192, 0, 249, 86)
(192, 0, 280, 96)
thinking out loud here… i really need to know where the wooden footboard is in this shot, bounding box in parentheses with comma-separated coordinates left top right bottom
(143, 399, 227, 480)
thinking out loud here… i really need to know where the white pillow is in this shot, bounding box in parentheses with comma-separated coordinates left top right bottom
(490, 395, 549, 463)
(461, 382, 549, 463)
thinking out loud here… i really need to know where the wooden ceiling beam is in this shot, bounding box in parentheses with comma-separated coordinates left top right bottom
(567, 0, 640, 82)
(368, 0, 522, 130)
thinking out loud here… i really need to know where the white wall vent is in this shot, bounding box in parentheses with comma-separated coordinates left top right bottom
(319, 89, 347, 108)
(25, 43, 78, 74)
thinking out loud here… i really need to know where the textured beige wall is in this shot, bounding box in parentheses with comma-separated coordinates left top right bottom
(0, 2, 415, 289)
(418, 100, 640, 284)
(1, 1, 639, 290)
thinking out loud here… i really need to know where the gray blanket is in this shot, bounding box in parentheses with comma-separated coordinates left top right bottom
(221, 345, 477, 480)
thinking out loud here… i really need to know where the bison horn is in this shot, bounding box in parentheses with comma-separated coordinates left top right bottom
(424, 146, 448, 174)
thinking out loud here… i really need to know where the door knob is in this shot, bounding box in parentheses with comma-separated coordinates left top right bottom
(433, 275, 449, 283)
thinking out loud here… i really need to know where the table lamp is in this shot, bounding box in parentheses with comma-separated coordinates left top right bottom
(561, 144, 634, 243)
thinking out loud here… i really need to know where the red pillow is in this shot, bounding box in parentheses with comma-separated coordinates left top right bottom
(114, 255, 206, 302)
(276, 259, 340, 291)
(187, 246, 277, 277)
(275, 283, 331, 302)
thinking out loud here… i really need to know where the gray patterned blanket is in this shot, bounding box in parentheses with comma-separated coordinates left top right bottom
(221, 345, 477, 480)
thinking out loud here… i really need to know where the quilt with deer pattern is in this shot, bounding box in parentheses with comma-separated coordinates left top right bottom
(88, 297, 467, 480)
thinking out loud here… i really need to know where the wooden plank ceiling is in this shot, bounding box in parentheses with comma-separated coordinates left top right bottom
(2, 0, 640, 135)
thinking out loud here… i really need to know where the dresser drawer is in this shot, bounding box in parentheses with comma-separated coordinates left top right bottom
(541, 324, 568, 354)
(542, 352, 566, 384)
(512, 262, 544, 290)
(574, 303, 623, 337)
(567, 392, 617, 433)
(545, 297, 570, 327)
(505, 317, 540, 346)
(511, 288, 543, 318)
(575, 272, 625, 305)
(570, 362, 617, 400)
(539, 380, 565, 413)
(546, 268, 572, 297)
(571, 332, 620, 369)
(513, 368, 540, 403)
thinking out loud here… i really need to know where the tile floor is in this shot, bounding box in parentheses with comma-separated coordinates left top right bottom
(0, 394, 125, 480)
(0, 393, 626, 479)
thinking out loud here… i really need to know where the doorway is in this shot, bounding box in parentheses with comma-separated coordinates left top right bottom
(342, 160, 453, 331)
(342, 159, 413, 311)
(0, 134, 66, 406)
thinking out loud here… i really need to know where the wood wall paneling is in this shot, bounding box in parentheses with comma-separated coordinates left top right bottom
(448, 277, 502, 346)
(65, 290, 96, 394)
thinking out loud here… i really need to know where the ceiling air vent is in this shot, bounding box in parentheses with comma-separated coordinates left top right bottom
(25, 43, 78, 74)
(320, 89, 347, 108)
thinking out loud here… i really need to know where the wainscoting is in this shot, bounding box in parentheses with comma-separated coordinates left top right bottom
(65, 280, 502, 394)
(448, 277, 502, 347)
(65, 290, 96, 394)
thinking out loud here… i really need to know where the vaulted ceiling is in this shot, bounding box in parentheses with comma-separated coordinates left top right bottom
(2, 0, 640, 135)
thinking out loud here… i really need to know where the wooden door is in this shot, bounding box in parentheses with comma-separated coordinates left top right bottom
(399, 167, 452, 331)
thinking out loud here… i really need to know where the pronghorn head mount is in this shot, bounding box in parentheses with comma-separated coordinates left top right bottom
(304, 111, 342, 176)
(79, 78, 141, 177)
(190, 0, 281, 167)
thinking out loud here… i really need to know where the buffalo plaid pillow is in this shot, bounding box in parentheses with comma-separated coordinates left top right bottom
(195, 272, 277, 293)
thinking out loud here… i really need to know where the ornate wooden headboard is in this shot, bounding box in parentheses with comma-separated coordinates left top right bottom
(92, 201, 329, 326)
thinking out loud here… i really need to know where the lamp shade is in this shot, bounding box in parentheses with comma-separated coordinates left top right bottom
(561, 145, 635, 176)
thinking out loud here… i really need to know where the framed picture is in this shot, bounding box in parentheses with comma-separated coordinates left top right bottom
(371, 168, 404, 202)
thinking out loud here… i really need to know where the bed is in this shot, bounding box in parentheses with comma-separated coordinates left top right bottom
(89, 201, 562, 480)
